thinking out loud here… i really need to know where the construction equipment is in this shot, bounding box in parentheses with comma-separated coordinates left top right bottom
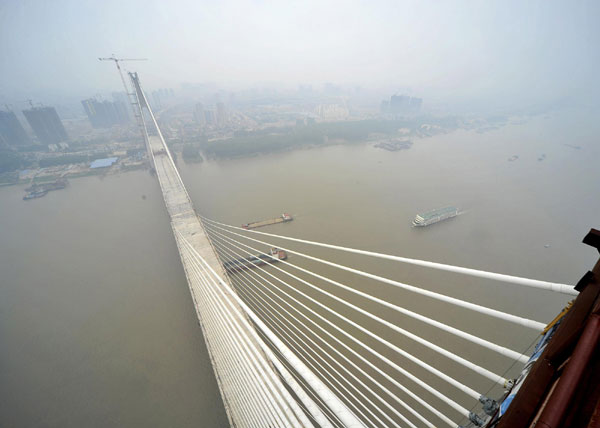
(99, 55, 149, 149)
(98, 55, 147, 96)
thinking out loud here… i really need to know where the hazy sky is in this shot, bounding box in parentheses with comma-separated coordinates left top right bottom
(1, 0, 599, 107)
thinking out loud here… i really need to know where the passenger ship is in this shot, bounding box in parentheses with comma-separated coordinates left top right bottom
(412, 206, 459, 227)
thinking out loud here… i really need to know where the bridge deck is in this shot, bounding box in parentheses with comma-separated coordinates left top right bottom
(147, 135, 274, 426)
(148, 136, 226, 280)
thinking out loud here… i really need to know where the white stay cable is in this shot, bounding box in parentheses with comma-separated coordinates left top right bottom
(204, 221, 527, 364)
(190, 267, 302, 428)
(202, 216, 577, 296)
(177, 230, 365, 428)
(184, 238, 354, 428)
(202, 219, 545, 331)
(214, 239, 438, 428)
(179, 235, 295, 428)
(175, 232, 267, 428)
(207, 224, 513, 386)
(184, 253, 295, 428)
(217, 241, 411, 428)
(203, 234, 464, 426)
(192, 268, 338, 426)
(206, 229, 484, 403)
(186, 257, 317, 428)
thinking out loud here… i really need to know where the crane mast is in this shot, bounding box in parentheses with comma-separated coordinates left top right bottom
(98, 55, 149, 153)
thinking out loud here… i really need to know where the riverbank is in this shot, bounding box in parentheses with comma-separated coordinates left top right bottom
(0, 160, 148, 187)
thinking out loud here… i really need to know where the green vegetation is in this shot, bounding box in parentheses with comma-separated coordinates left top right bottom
(32, 174, 62, 183)
(182, 144, 203, 163)
(200, 118, 452, 159)
(37, 152, 113, 168)
(89, 152, 112, 161)
(0, 171, 19, 185)
(0, 149, 33, 173)
(126, 147, 145, 156)
(62, 169, 104, 178)
(39, 155, 89, 168)
(15, 144, 47, 153)
(119, 163, 146, 172)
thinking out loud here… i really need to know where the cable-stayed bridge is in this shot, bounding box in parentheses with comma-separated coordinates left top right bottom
(126, 71, 600, 428)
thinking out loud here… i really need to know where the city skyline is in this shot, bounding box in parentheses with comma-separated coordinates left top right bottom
(1, 1, 599, 112)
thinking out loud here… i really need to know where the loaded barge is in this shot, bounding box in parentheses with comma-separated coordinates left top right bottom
(224, 248, 288, 273)
(23, 189, 48, 200)
(23, 179, 67, 201)
(242, 213, 293, 230)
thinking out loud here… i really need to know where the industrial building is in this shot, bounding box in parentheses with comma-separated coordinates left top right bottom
(22, 106, 68, 145)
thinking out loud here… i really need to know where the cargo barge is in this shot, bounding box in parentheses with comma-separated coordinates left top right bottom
(23, 179, 67, 200)
(412, 206, 459, 227)
(23, 189, 48, 200)
(224, 248, 288, 273)
(242, 213, 293, 230)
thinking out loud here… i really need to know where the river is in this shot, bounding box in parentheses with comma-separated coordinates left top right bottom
(1, 109, 599, 427)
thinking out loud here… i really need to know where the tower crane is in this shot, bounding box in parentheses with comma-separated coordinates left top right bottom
(99, 55, 149, 148)
(98, 55, 147, 98)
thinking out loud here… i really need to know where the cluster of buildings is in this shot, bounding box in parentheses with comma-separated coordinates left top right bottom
(193, 102, 228, 128)
(81, 98, 130, 128)
(380, 94, 423, 116)
(0, 106, 68, 146)
(150, 88, 175, 110)
(315, 103, 349, 120)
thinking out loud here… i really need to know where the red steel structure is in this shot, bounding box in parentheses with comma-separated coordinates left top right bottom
(490, 229, 600, 428)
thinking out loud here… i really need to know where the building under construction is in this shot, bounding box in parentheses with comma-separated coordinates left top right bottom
(22, 106, 68, 145)
(81, 98, 130, 128)
(0, 110, 30, 146)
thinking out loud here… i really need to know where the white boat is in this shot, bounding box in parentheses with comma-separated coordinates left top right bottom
(413, 206, 459, 227)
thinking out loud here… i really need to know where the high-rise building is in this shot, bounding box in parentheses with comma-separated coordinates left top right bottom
(389, 95, 422, 115)
(82, 98, 129, 128)
(0, 110, 31, 146)
(112, 92, 131, 123)
(81, 99, 99, 127)
(216, 102, 227, 127)
(380, 100, 390, 114)
(22, 106, 68, 145)
(113, 101, 130, 124)
(410, 97, 422, 111)
(151, 91, 163, 110)
(204, 110, 216, 126)
(194, 103, 206, 126)
(112, 91, 129, 105)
